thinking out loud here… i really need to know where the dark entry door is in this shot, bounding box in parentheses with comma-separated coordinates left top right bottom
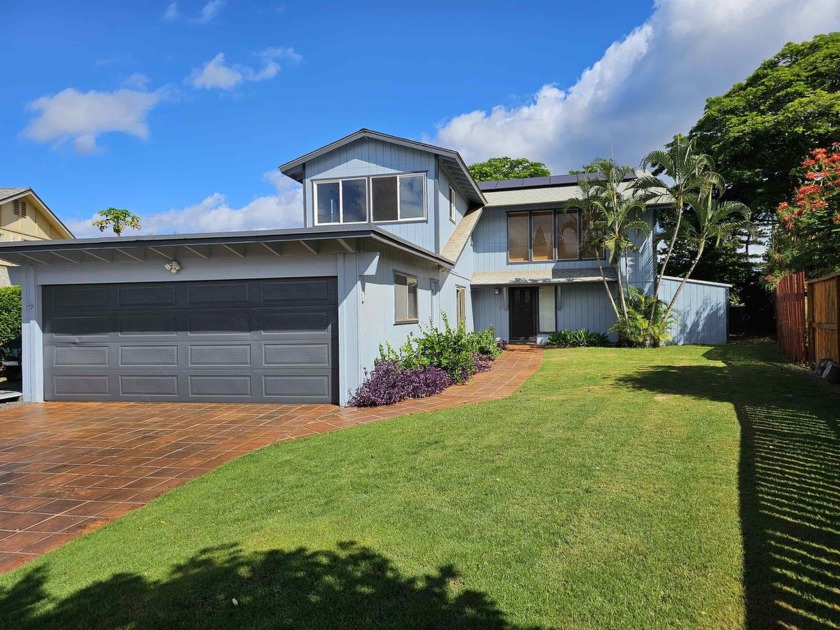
(42, 277, 339, 404)
(509, 287, 537, 342)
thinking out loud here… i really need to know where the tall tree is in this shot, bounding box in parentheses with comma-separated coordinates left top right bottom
(92, 208, 141, 237)
(635, 135, 723, 311)
(572, 159, 650, 320)
(468, 157, 550, 182)
(690, 32, 840, 224)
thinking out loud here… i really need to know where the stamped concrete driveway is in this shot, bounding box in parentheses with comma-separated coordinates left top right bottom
(0, 347, 542, 574)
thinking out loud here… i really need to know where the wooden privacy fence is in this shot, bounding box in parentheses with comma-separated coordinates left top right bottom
(807, 272, 840, 364)
(776, 272, 807, 363)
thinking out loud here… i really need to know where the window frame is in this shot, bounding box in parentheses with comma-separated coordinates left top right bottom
(394, 271, 420, 325)
(506, 208, 603, 263)
(538, 285, 557, 333)
(313, 177, 369, 226)
(371, 172, 427, 223)
(449, 186, 456, 223)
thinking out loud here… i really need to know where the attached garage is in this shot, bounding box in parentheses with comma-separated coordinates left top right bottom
(42, 277, 339, 403)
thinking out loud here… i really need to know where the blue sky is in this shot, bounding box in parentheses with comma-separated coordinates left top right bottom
(2, 1, 837, 236)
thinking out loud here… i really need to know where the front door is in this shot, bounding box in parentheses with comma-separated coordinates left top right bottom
(509, 287, 537, 343)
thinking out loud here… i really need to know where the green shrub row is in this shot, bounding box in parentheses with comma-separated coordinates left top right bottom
(547, 328, 610, 347)
(0, 286, 22, 353)
(379, 316, 502, 384)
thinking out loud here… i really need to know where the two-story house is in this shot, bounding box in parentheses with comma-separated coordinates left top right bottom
(0, 130, 729, 407)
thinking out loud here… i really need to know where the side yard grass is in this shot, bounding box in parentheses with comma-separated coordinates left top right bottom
(1, 343, 838, 629)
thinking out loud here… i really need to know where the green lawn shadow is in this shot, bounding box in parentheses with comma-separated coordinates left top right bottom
(618, 344, 840, 629)
(0, 541, 543, 629)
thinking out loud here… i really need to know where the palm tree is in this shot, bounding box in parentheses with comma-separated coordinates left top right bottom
(635, 136, 723, 306)
(573, 160, 651, 320)
(661, 192, 752, 322)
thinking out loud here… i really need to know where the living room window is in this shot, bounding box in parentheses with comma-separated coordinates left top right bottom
(394, 272, 419, 324)
(507, 209, 599, 262)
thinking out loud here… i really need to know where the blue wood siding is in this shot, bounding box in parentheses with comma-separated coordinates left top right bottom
(305, 138, 438, 252)
(471, 207, 655, 290)
(659, 277, 729, 345)
(472, 282, 617, 342)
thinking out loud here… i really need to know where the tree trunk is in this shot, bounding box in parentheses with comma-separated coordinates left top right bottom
(662, 240, 706, 323)
(596, 257, 620, 318)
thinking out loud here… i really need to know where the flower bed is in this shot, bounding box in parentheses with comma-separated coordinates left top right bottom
(349, 319, 502, 407)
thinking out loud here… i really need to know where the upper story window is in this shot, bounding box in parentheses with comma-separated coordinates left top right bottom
(449, 187, 456, 223)
(507, 209, 600, 262)
(314, 173, 426, 225)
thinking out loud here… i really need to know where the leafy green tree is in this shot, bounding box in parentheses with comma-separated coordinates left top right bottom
(468, 157, 550, 182)
(92, 208, 141, 237)
(690, 32, 840, 224)
(571, 159, 650, 321)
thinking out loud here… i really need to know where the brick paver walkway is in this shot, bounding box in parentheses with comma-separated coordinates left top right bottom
(0, 347, 541, 573)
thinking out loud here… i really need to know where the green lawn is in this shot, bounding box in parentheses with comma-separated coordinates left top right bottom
(2, 344, 839, 629)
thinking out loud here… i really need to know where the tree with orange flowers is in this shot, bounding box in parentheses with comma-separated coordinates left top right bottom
(767, 143, 840, 283)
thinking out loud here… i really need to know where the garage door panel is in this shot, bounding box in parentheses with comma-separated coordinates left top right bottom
(50, 285, 109, 309)
(118, 285, 178, 307)
(54, 346, 110, 367)
(262, 279, 332, 304)
(119, 345, 179, 367)
(188, 283, 250, 305)
(120, 375, 179, 396)
(42, 278, 338, 403)
(119, 312, 179, 335)
(189, 345, 251, 366)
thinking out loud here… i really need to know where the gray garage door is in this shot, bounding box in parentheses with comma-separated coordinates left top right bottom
(42, 278, 339, 403)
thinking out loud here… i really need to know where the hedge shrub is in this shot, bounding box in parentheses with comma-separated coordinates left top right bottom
(0, 286, 22, 351)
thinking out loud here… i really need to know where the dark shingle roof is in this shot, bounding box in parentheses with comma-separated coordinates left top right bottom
(478, 172, 636, 192)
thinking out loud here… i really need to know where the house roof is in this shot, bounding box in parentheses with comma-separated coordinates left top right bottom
(0, 187, 75, 238)
(0, 224, 454, 269)
(441, 207, 483, 263)
(471, 268, 617, 286)
(279, 129, 487, 208)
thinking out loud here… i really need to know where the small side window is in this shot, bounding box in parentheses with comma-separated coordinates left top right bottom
(456, 286, 467, 328)
(394, 272, 419, 324)
(449, 187, 456, 223)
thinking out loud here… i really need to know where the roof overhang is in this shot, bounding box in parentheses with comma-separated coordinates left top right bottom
(278, 129, 487, 208)
(0, 225, 454, 270)
(471, 268, 617, 286)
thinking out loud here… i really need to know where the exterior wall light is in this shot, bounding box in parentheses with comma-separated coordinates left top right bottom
(494, 287, 501, 295)
(164, 260, 182, 274)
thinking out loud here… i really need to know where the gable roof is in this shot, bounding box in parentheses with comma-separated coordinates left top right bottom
(279, 129, 486, 208)
(0, 187, 74, 238)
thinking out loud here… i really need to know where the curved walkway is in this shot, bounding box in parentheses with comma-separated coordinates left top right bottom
(0, 347, 542, 573)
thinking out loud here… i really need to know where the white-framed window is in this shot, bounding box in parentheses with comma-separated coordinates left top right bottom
(449, 186, 456, 223)
(371, 173, 426, 222)
(456, 286, 467, 327)
(538, 286, 557, 332)
(394, 272, 419, 324)
(314, 178, 368, 225)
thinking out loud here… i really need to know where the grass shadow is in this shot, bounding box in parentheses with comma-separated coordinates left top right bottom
(617, 344, 840, 629)
(0, 541, 541, 629)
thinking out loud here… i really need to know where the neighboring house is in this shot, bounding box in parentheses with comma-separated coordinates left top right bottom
(0, 188, 74, 285)
(0, 130, 729, 406)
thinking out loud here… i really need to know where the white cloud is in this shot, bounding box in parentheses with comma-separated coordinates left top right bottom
(187, 47, 300, 90)
(188, 53, 243, 90)
(123, 72, 152, 89)
(198, 0, 225, 22)
(162, 1, 178, 22)
(432, 0, 840, 173)
(22, 87, 162, 154)
(66, 172, 303, 237)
